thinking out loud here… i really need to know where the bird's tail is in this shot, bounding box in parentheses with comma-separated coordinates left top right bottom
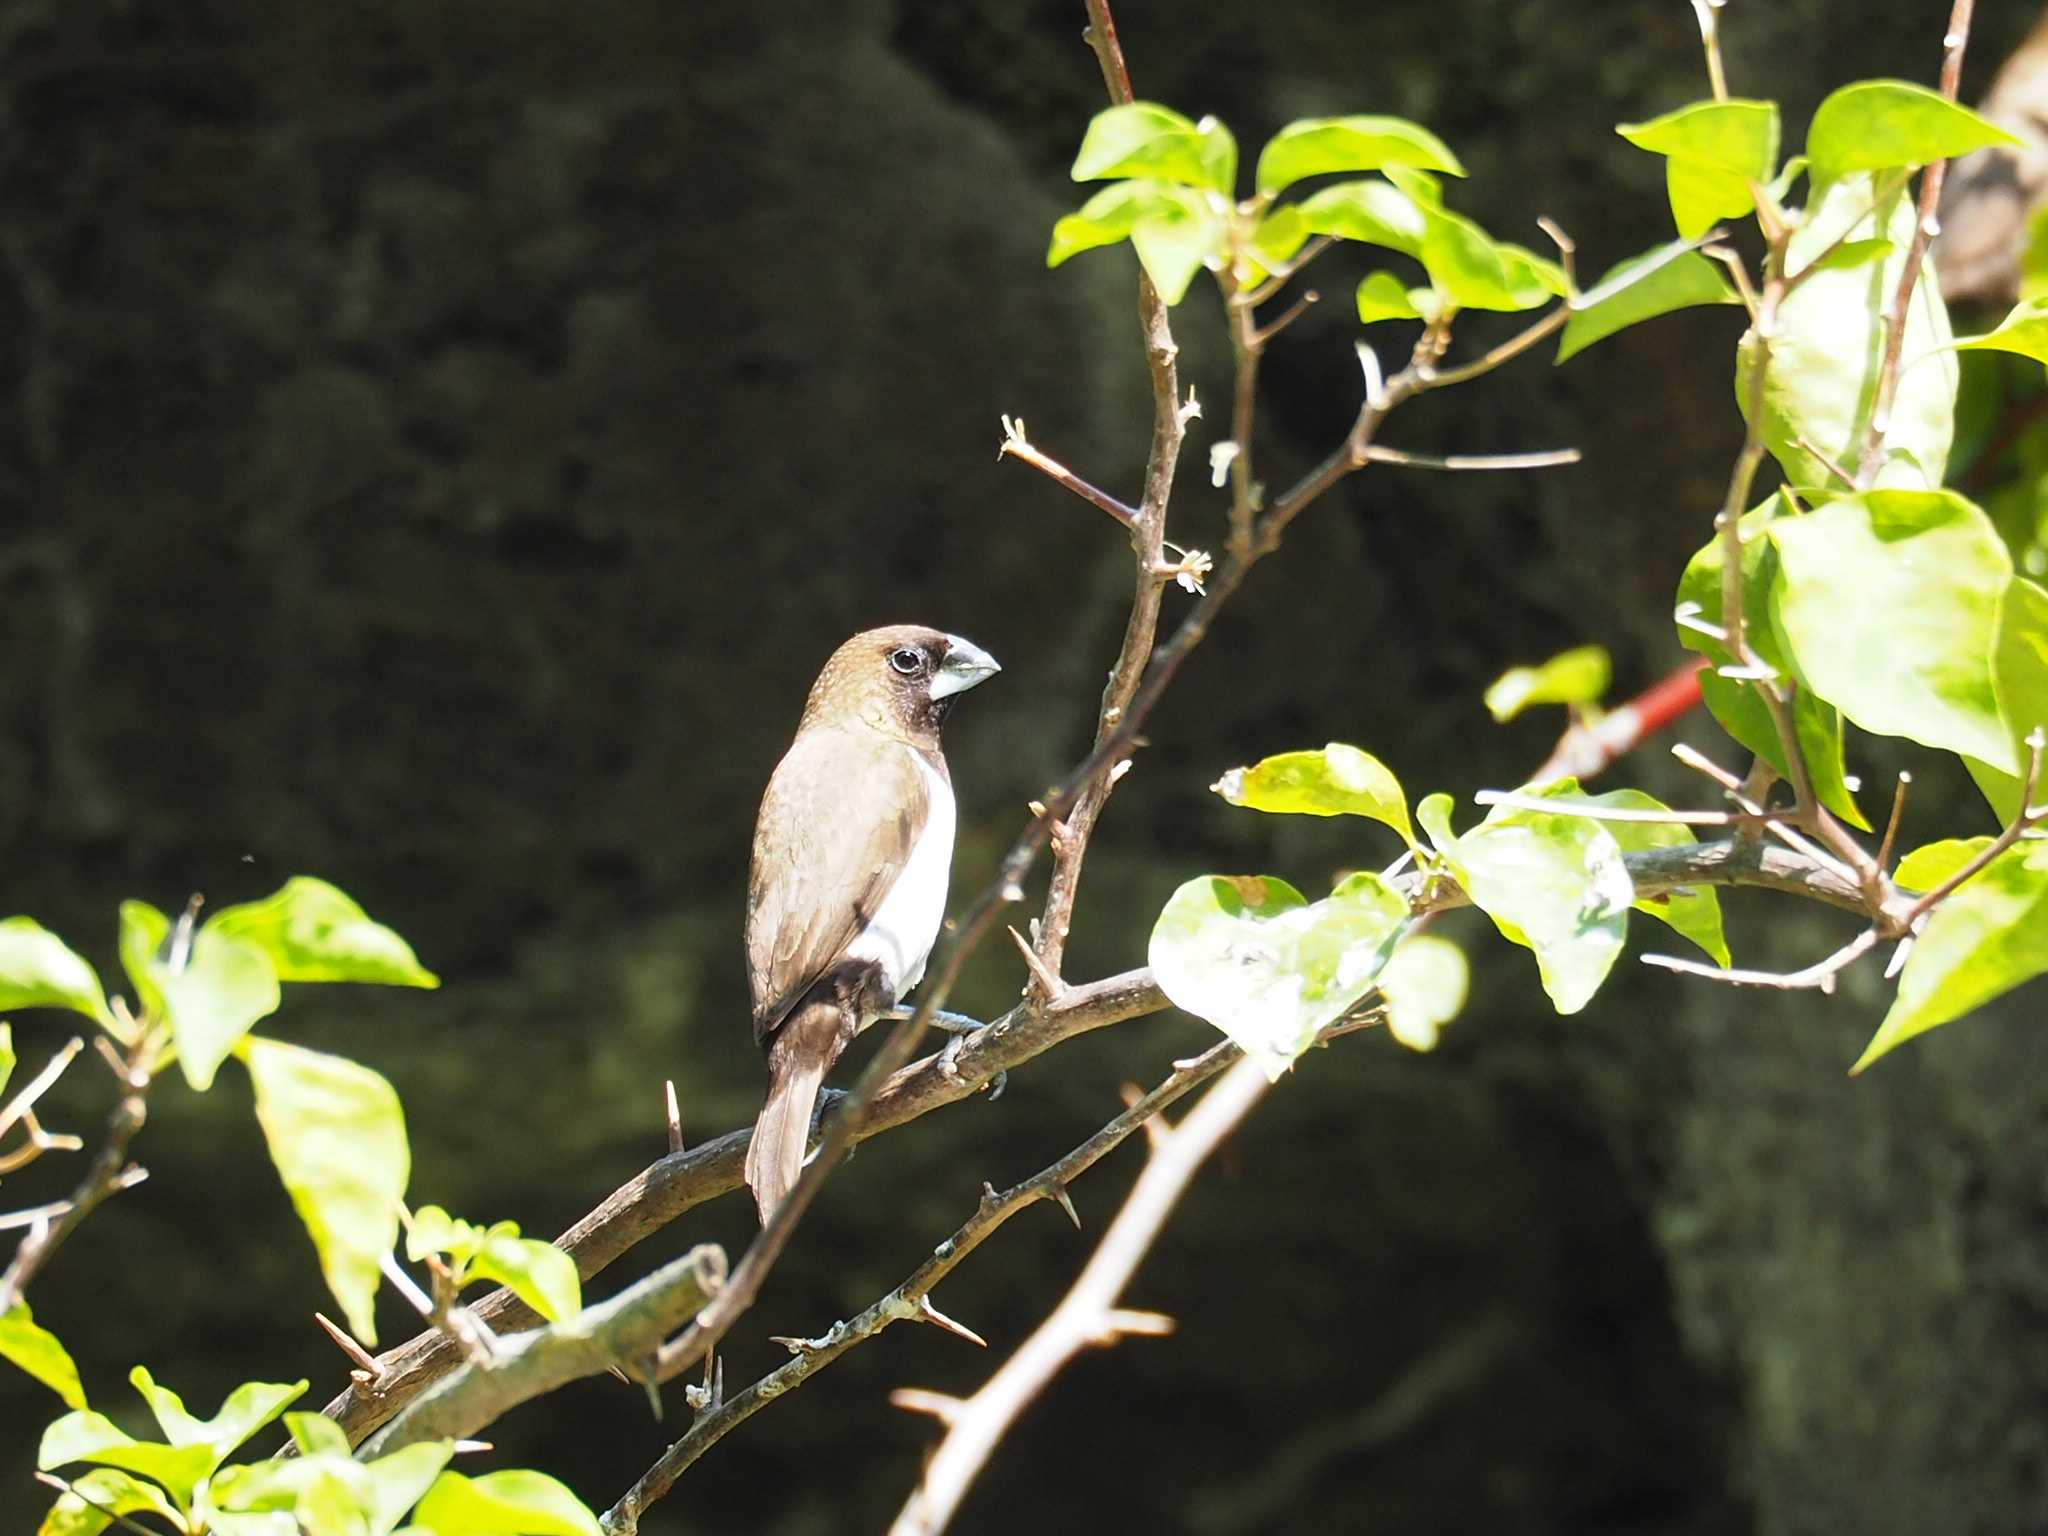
(746, 1003, 843, 1225)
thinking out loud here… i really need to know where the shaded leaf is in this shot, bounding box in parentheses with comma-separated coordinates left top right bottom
(1210, 743, 1414, 846)
(1807, 80, 2020, 179)
(1483, 645, 1611, 720)
(1557, 244, 1738, 364)
(0, 919, 109, 1026)
(242, 1038, 408, 1344)
(1769, 489, 2014, 769)
(210, 878, 437, 988)
(1855, 843, 2048, 1072)
(412, 1470, 602, 1536)
(1375, 935, 1467, 1052)
(0, 1302, 86, 1409)
(1257, 115, 1463, 195)
(1149, 872, 1409, 1079)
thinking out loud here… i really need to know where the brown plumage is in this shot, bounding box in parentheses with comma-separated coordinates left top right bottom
(743, 625, 999, 1223)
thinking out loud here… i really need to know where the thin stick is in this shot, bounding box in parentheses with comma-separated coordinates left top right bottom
(1473, 789, 1790, 826)
(998, 419, 1140, 531)
(1361, 445, 1581, 472)
(1644, 927, 1879, 992)
(888, 1056, 1273, 1536)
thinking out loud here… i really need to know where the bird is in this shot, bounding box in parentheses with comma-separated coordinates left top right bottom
(743, 624, 1001, 1224)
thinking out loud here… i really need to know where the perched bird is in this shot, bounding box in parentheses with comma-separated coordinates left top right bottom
(743, 625, 1001, 1223)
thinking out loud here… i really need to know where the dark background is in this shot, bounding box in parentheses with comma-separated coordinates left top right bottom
(3, 1, 2046, 1532)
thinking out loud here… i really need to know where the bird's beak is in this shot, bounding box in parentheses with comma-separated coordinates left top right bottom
(931, 635, 1001, 699)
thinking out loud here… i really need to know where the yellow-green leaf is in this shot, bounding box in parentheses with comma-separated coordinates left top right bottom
(1375, 935, 1468, 1052)
(411, 1471, 601, 1536)
(0, 919, 109, 1027)
(0, 1302, 86, 1409)
(1483, 645, 1611, 721)
(1257, 115, 1464, 195)
(1210, 743, 1414, 847)
(1807, 80, 2021, 179)
(210, 878, 437, 988)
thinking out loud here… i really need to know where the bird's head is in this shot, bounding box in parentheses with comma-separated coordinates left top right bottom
(801, 625, 1001, 746)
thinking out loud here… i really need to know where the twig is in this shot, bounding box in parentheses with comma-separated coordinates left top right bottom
(664, 1082, 682, 1156)
(1857, 0, 1977, 488)
(1690, 0, 1729, 101)
(1359, 445, 1581, 472)
(1531, 659, 1704, 786)
(1472, 789, 1790, 826)
(1644, 926, 1880, 992)
(33, 1474, 163, 1536)
(0, 1036, 83, 1148)
(599, 1039, 1242, 1534)
(1877, 773, 1912, 871)
(1899, 731, 2045, 926)
(888, 1055, 1273, 1536)
(998, 417, 1140, 532)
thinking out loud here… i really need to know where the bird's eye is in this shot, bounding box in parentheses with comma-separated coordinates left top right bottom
(889, 648, 924, 676)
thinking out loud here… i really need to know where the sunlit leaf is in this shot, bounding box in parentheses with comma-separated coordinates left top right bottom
(1618, 99, 1780, 238)
(35, 1468, 184, 1536)
(153, 927, 280, 1092)
(117, 901, 170, 1028)
(1739, 172, 1956, 490)
(215, 1440, 453, 1536)
(1048, 178, 1225, 302)
(1430, 782, 1634, 1013)
(406, 1207, 580, 1324)
(0, 1303, 86, 1409)
(1564, 789, 1731, 965)
(1972, 575, 2048, 819)
(411, 1470, 602, 1536)
(1663, 156, 1756, 240)
(1956, 298, 2048, 365)
(1356, 270, 1424, 323)
(1894, 837, 1992, 892)
(1483, 645, 1612, 720)
(210, 878, 437, 988)
(0, 1022, 12, 1098)
(1375, 935, 1467, 1052)
(1769, 489, 2014, 769)
(285, 1412, 354, 1459)
(0, 919, 109, 1026)
(241, 1037, 409, 1344)
(1293, 179, 1427, 255)
(1250, 204, 1309, 266)
(38, 1412, 215, 1510)
(1071, 103, 1236, 194)
(1854, 843, 2048, 1072)
(1210, 743, 1414, 846)
(1149, 872, 1410, 1079)
(1257, 115, 1463, 195)
(1807, 80, 2020, 179)
(1673, 495, 1869, 827)
(1556, 244, 1738, 363)
(128, 1367, 304, 1459)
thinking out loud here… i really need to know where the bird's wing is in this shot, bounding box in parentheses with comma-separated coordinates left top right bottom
(746, 727, 933, 1043)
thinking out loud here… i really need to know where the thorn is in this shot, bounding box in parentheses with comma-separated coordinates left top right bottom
(980, 1180, 1002, 1213)
(314, 1312, 383, 1383)
(665, 1081, 683, 1155)
(1049, 1183, 1081, 1229)
(1109, 759, 1133, 785)
(451, 1440, 494, 1455)
(1008, 927, 1068, 1001)
(890, 1387, 963, 1424)
(1885, 937, 1914, 979)
(1027, 799, 1048, 819)
(917, 1294, 987, 1347)
(1094, 1308, 1176, 1344)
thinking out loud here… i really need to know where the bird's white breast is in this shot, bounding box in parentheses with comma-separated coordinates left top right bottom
(845, 755, 955, 1015)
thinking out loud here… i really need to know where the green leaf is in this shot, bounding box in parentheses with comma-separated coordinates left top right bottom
(118, 901, 170, 1027)
(1375, 935, 1468, 1052)
(1249, 204, 1309, 266)
(1431, 782, 1634, 1014)
(411, 1470, 602, 1536)
(1411, 202, 1566, 314)
(1618, 99, 1780, 237)
(1894, 837, 1992, 892)
(1148, 872, 1410, 1079)
(1792, 237, 1894, 281)
(1972, 575, 2048, 819)
(1048, 180, 1225, 303)
(1740, 172, 1957, 490)
(1293, 179, 1426, 256)
(406, 1207, 580, 1324)
(1807, 80, 2021, 180)
(154, 927, 281, 1092)
(1556, 244, 1738, 364)
(1674, 495, 1870, 828)
(39, 1412, 216, 1510)
(210, 878, 438, 988)
(0, 918, 109, 1026)
(1567, 789, 1731, 966)
(1209, 743, 1414, 846)
(1618, 98, 1779, 179)
(0, 1021, 12, 1097)
(1854, 843, 2048, 1072)
(215, 1441, 454, 1536)
(285, 1411, 354, 1459)
(128, 1367, 305, 1459)
(36, 1468, 186, 1536)
(1356, 270, 1424, 323)
(242, 1037, 409, 1344)
(1483, 645, 1611, 721)
(1416, 791, 1457, 852)
(1769, 489, 2015, 769)
(1071, 103, 1236, 194)
(0, 1302, 86, 1409)
(1256, 115, 1463, 195)
(1956, 298, 2048, 365)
